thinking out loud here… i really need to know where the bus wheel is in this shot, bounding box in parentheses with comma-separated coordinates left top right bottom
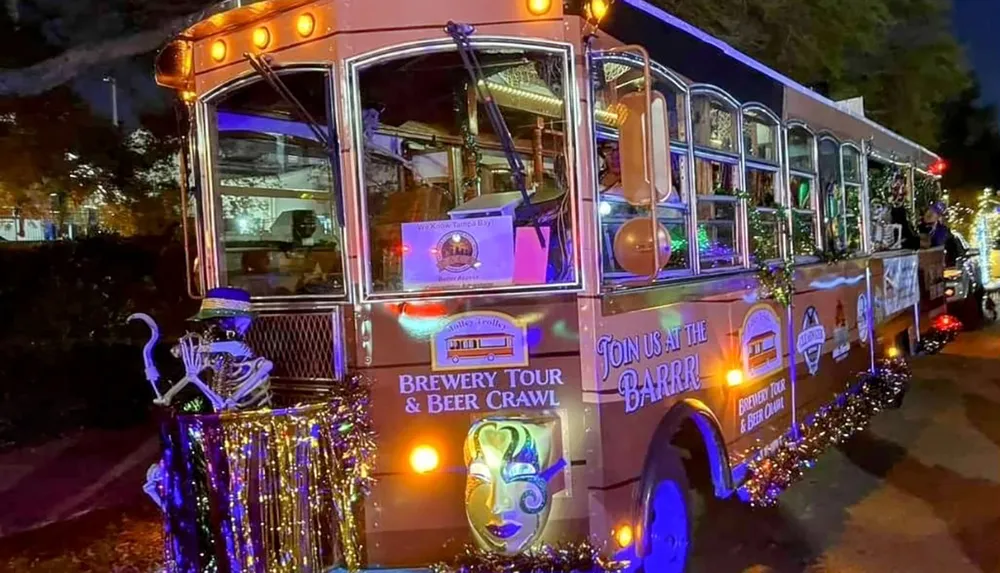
(638, 447, 692, 573)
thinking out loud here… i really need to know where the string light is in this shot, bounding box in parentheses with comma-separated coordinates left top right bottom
(738, 189, 795, 307)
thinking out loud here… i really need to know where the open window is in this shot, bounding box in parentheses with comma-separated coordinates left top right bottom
(352, 41, 578, 297)
(841, 143, 864, 253)
(818, 136, 845, 253)
(692, 88, 741, 270)
(787, 124, 819, 258)
(743, 105, 782, 262)
(206, 69, 346, 297)
(591, 52, 691, 285)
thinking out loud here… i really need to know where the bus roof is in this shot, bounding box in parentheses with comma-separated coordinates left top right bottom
(613, 0, 939, 164)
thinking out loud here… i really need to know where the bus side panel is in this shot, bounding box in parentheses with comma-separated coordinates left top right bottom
(870, 252, 920, 352)
(360, 296, 589, 567)
(791, 260, 871, 426)
(588, 293, 795, 535)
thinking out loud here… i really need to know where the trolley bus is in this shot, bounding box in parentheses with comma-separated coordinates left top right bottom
(155, 0, 945, 569)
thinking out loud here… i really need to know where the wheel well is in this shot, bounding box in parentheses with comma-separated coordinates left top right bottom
(644, 400, 733, 500)
(673, 417, 715, 495)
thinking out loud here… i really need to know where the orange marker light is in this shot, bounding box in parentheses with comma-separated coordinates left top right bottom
(589, 0, 610, 22)
(296, 12, 316, 37)
(252, 27, 271, 49)
(210, 39, 227, 62)
(527, 0, 552, 16)
(887, 346, 901, 359)
(409, 445, 439, 474)
(726, 369, 744, 387)
(614, 524, 634, 548)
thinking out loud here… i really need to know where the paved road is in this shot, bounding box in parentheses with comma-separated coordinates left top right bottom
(692, 324, 1000, 573)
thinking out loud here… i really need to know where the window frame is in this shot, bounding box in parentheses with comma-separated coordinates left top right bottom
(840, 142, 866, 254)
(784, 121, 821, 261)
(690, 85, 746, 272)
(589, 51, 698, 286)
(741, 103, 784, 263)
(346, 37, 583, 302)
(816, 133, 847, 254)
(197, 64, 351, 303)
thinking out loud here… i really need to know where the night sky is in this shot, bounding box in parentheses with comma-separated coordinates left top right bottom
(954, 0, 1000, 113)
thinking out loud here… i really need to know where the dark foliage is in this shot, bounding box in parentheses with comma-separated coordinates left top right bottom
(0, 234, 195, 449)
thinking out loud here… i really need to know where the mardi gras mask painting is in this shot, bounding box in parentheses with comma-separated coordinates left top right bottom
(463, 415, 566, 555)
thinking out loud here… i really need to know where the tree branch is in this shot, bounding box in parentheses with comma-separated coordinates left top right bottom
(0, 12, 203, 98)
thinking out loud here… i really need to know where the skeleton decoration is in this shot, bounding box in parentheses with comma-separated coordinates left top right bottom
(129, 287, 274, 509)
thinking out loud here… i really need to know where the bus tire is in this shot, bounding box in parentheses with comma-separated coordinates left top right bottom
(636, 445, 692, 573)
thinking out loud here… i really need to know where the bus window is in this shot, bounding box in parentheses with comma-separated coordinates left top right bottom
(354, 45, 578, 296)
(208, 70, 345, 297)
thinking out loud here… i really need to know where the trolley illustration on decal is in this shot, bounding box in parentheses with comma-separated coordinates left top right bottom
(446, 333, 516, 363)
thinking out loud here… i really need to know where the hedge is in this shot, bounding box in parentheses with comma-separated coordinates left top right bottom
(0, 234, 196, 449)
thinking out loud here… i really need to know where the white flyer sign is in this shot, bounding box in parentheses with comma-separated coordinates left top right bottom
(402, 216, 515, 290)
(883, 253, 919, 316)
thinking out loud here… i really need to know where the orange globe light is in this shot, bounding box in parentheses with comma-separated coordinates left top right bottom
(210, 39, 227, 62)
(409, 445, 439, 474)
(527, 0, 552, 15)
(614, 524, 634, 548)
(296, 12, 316, 37)
(589, 0, 610, 22)
(252, 26, 271, 49)
(887, 346, 901, 359)
(612, 217, 671, 276)
(726, 369, 744, 387)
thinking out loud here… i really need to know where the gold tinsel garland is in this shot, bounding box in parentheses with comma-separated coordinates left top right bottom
(740, 358, 912, 507)
(430, 542, 628, 573)
(163, 373, 376, 573)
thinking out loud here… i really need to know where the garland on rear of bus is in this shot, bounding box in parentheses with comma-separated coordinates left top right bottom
(740, 358, 912, 508)
(737, 189, 795, 307)
(430, 542, 628, 573)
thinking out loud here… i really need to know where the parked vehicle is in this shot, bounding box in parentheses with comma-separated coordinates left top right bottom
(154, 0, 946, 570)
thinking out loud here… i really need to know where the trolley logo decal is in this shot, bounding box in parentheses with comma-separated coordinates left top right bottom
(740, 305, 783, 380)
(858, 293, 870, 345)
(431, 311, 529, 372)
(436, 231, 479, 272)
(797, 306, 826, 376)
(832, 299, 850, 362)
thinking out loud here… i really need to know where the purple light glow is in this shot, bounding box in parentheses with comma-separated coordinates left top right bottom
(217, 111, 326, 142)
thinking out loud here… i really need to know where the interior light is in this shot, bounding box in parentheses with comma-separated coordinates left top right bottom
(599, 201, 613, 216)
(296, 12, 316, 37)
(252, 26, 271, 49)
(887, 346, 901, 359)
(588, 0, 611, 22)
(726, 369, 744, 387)
(944, 287, 955, 297)
(410, 445, 440, 474)
(210, 39, 227, 62)
(614, 524, 634, 548)
(527, 0, 552, 15)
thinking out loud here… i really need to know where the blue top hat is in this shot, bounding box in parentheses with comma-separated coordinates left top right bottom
(189, 287, 253, 321)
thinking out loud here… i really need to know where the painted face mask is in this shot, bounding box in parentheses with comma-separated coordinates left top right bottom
(463, 415, 565, 555)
